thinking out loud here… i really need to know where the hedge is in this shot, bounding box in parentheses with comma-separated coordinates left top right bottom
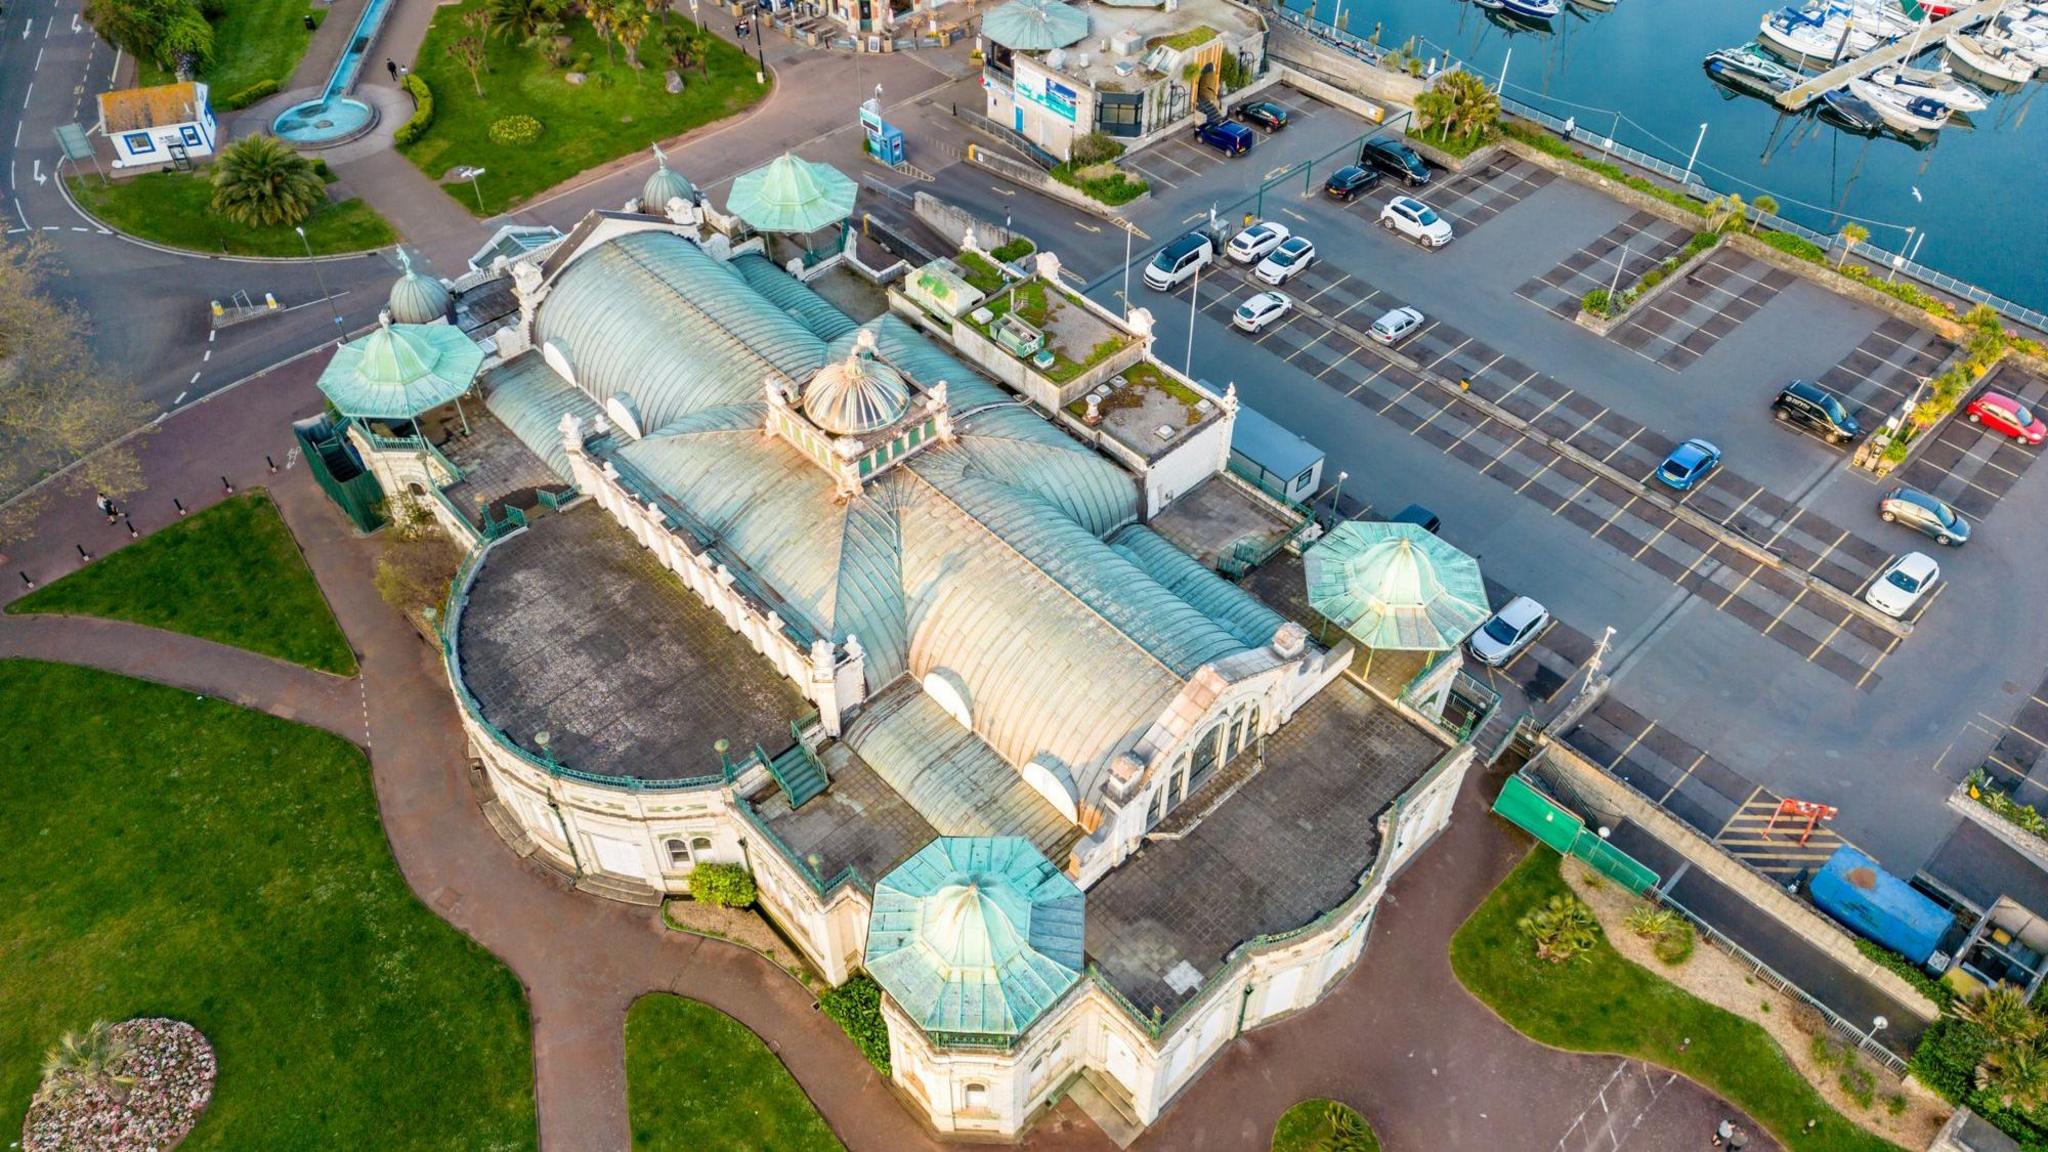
(989, 236, 1035, 264)
(1851, 938, 1954, 1008)
(393, 73, 434, 147)
(216, 78, 280, 112)
(687, 863, 757, 909)
(819, 975, 891, 1075)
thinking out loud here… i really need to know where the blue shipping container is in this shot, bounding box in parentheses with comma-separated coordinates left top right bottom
(1808, 845, 1948, 965)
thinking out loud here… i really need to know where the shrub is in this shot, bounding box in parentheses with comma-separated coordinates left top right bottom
(1653, 922, 1695, 966)
(1580, 288, 1611, 317)
(1912, 1016, 1991, 1103)
(1049, 162, 1148, 206)
(216, 77, 280, 111)
(1854, 938, 1955, 1007)
(1624, 905, 1679, 940)
(989, 236, 1035, 264)
(1757, 229, 1829, 263)
(1517, 894, 1599, 964)
(819, 974, 891, 1075)
(1070, 131, 1125, 166)
(487, 114, 544, 146)
(394, 73, 435, 146)
(688, 862, 757, 909)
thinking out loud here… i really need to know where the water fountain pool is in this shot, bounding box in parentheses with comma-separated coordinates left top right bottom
(272, 0, 396, 146)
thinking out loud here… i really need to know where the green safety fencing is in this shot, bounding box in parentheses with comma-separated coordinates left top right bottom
(294, 415, 386, 533)
(1493, 773, 1658, 894)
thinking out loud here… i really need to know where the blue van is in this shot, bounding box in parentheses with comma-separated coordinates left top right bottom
(1193, 120, 1255, 157)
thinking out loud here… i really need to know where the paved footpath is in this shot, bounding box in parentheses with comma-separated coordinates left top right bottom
(0, 355, 1777, 1151)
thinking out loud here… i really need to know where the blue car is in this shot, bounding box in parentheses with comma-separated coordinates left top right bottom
(1656, 438, 1722, 491)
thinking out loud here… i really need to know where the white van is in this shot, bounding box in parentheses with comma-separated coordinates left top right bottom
(1144, 233, 1216, 291)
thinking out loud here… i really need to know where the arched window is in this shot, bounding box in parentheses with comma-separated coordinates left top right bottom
(1188, 725, 1222, 791)
(1226, 709, 1247, 761)
(1248, 705, 1263, 740)
(1170, 755, 1190, 806)
(962, 1082, 989, 1112)
(690, 836, 713, 857)
(407, 481, 428, 497)
(665, 839, 690, 868)
(1147, 785, 1166, 830)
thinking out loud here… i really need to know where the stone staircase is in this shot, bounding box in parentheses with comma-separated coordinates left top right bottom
(1066, 1068, 1144, 1149)
(573, 871, 664, 907)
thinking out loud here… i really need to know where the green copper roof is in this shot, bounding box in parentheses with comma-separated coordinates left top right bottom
(866, 837, 1084, 1038)
(316, 315, 483, 420)
(725, 152, 857, 234)
(1303, 521, 1488, 651)
(386, 247, 453, 325)
(982, 0, 1088, 51)
(641, 145, 698, 213)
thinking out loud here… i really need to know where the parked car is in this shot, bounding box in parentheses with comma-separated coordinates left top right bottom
(1368, 305, 1426, 345)
(1194, 120, 1256, 157)
(1236, 101, 1290, 131)
(1359, 137, 1432, 186)
(1380, 196, 1455, 247)
(1656, 438, 1722, 491)
(1389, 503, 1441, 534)
(1966, 389, 2047, 444)
(1468, 596, 1551, 667)
(1233, 291, 1292, 333)
(1772, 379, 1862, 444)
(1879, 485, 1970, 546)
(1254, 236, 1316, 286)
(1227, 221, 1290, 264)
(1323, 165, 1383, 202)
(1865, 551, 1939, 618)
(1144, 232, 1215, 291)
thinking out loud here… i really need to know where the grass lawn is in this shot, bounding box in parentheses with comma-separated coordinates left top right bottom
(138, 0, 324, 101)
(67, 171, 396, 257)
(8, 492, 358, 675)
(625, 994, 842, 1152)
(1271, 1098, 1380, 1151)
(1450, 848, 1902, 1152)
(0, 660, 535, 1149)
(403, 0, 770, 215)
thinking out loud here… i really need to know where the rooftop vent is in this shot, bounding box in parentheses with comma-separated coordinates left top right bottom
(1111, 27, 1142, 55)
(1154, 424, 1175, 441)
(1046, 47, 1067, 70)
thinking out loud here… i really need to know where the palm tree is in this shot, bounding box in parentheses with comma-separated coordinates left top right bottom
(1711, 192, 1745, 233)
(39, 1021, 135, 1104)
(1962, 985, 2044, 1046)
(1750, 194, 1778, 234)
(1624, 904, 1680, 940)
(1979, 1038, 2048, 1112)
(1837, 222, 1869, 268)
(588, 0, 621, 64)
(209, 135, 325, 229)
(483, 0, 552, 40)
(1426, 69, 1500, 143)
(1517, 894, 1600, 964)
(524, 19, 569, 67)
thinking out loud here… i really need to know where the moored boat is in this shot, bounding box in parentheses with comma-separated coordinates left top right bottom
(1760, 4, 1884, 63)
(1703, 43, 1800, 95)
(1848, 74, 1955, 128)
(1500, 0, 1563, 17)
(1945, 28, 2039, 83)
(1865, 62, 1991, 110)
(1820, 86, 1888, 130)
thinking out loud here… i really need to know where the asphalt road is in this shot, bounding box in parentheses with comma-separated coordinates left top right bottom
(0, 0, 399, 418)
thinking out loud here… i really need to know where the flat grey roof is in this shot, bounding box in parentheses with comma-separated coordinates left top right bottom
(1086, 676, 1445, 1018)
(1230, 403, 1323, 480)
(455, 503, 808, 780)
(752, 741, 939, 888)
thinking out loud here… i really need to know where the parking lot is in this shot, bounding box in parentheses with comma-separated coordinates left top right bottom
(1890, 360, 2048, 521)
(1083, 83, 2048, 875)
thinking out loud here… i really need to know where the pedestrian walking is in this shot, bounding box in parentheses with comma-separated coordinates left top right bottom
(386, 58, 399, 82)
(1713, 1118, 1735, 1147)
(105, 500, 119, 525)
(93, 491, 109, 516)
(1728, 1129, 1749, 1151)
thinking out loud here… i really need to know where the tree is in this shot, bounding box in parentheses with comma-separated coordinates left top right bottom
(588, 0, 621, 64)
(1837, 222, 1869, 268)
(209, 134, 324, 228)
(82, 0, 205, 68)
(153, 2, 214, 71)
(1979, 1038, 2048, 1112)
(38, 1021, 135, 1104)
(1962, 985, 2043, 1047)
(1517, 894, 1600, 964)
(1708, 192, 1745, 234)
(484, 0, 562, 39)
(615, 2, 651, 71)
(372, 515, 461, 627)
(447, 9, 492, 96)
(1750, 194, 1778, 233)
(1416, 69, 1499, 144)
(0, 241, 150, 548)
(524, 19, 570, 67)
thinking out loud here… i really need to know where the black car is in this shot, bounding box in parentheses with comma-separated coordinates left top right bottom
(1323, 165, 1383, 201)
(1359, 137, 1431, 186)
(1772, 379, 1861, 444)
(1236, 101, 1290, 131)
(1390, 503, 1441, 534)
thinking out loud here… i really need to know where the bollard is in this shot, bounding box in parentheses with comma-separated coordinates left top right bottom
(124, 518, 138, 539)
(222, 476, 234, 495)
(76, 544, 91, 562)
(266, 455, 278, 473)
(20, 571, 34, 589)
(174, 497, 187, 516)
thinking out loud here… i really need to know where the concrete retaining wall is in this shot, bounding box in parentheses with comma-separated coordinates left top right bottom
(1539, 739, 1942, 1024)
(1267, 23, 1427, 110)
(913, 190, 1016, 253)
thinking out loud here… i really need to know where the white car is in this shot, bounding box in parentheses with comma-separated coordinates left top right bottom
(1468, 595, 1550, 667)
(1865, 551, 1938, 618)
(1227, 221, 1290, 264)
(1380, 196, 1455, 247)
(1254, 236, 1316, 286)
(1369, 305, 1425, 345)
(1233, 291, 1292, 333)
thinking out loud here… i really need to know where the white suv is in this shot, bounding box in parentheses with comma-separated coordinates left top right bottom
(1144, 232, 1216, 290)
(1380, 196, 1454, 247)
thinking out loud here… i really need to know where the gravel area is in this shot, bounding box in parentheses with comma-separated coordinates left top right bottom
(23, 1018, 216, 1152)
(1562, 858, 1948, 1148)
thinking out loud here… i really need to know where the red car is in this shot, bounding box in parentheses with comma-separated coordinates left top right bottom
(1966, 390, 2046, 444)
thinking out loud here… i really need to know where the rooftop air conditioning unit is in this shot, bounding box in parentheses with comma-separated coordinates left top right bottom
(1115, 60, 1137, 77)
(1195, 397, 1214, 412)
(1111, 27, 1143, 56)
(1155, 425, 1176, 441)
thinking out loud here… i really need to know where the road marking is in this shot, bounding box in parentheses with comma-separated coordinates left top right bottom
(987, 185, 1014, 197)
(10, 121, 18, 147)
(35, 45, 43, 68)
(173, 391, 187, 405)
(208, 329, 216, 343)
(1263, 164, 1291, 180)
(188, 371, 200, 384)
(1072, 220, 1100, 233)
(70, 225, 85, 231)
(1281, 207, 1308, 223)
(202, 349, 211, 362)
(23, 81, 33, 109)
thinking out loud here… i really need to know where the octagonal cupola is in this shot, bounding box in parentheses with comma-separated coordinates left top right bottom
(803, 328, 910, 435)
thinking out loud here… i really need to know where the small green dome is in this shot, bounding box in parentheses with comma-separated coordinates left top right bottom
(642, 162, 698, 214)
(386, 247, 452, 325)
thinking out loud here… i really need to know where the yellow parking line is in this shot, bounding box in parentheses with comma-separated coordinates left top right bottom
(1658, 751, 1710, 804)
(1713, 562, 1758, 610)
(1591, 495, 1639, 541)
(1377, 374, 1433, 415)
(1552, 472, 1600, 515)
(1602, 427, 1642, 463)
(1448, 414, 1495, 453)
(1344, 363, 1391, 397)
(1806, 613, 1848, 660)
(1512, 453, 1556, 494)
(1759, 587, 1808, 638)
(1854, 632, 1902, 691)
(1611, 721, 1657, 769)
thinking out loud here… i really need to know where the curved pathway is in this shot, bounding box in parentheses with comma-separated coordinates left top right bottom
(0, 357, 1779, 1151)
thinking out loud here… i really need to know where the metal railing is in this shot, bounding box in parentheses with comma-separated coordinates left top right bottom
(730, 798, 869, 898)
(1657, 891, 1912, 1077)
(1492, 94, 2048, 335)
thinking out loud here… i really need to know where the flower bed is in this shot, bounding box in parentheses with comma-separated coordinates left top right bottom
(1580, 230, 1720, 324)
(23, 1019, 216, 1152)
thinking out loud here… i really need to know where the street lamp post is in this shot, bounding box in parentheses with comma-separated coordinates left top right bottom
(453, 165, 488, 213)
(1120, 221, 1133, 316)
(1681, 122, 1708, 188)
(296, 225, 345, 344)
